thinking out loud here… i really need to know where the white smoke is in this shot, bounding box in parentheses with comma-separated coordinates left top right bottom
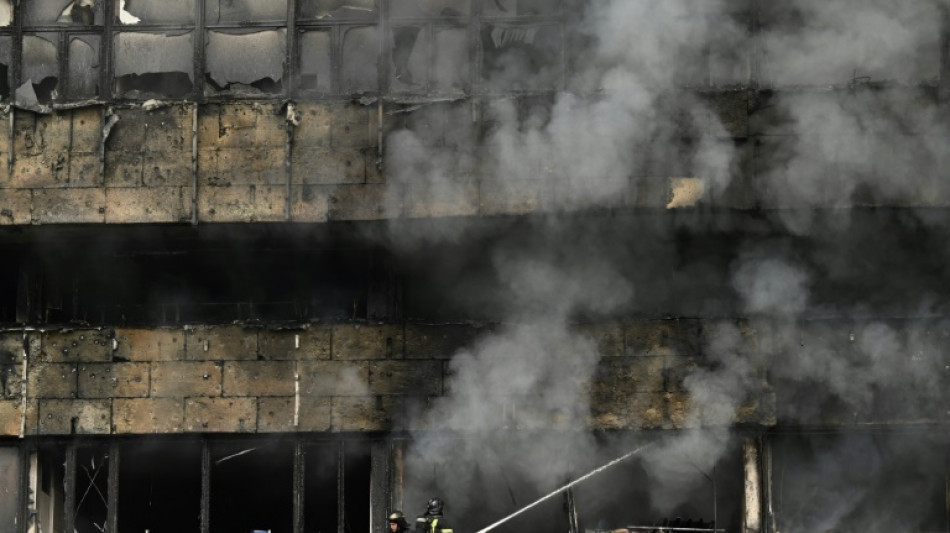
(383, 0, 950, 529)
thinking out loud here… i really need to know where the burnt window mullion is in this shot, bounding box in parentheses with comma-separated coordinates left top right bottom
(293, 440, 305, 533)
(63, 443, 78, 533)
(286, 0, 297, 99)
(194, 0, 205, 100)
(105, 443, 118, 533)
(56, 30, 68, 102)
(100, 0, 114, 102)
(200, 438, 210, 533)
(336, 441, 345, 533)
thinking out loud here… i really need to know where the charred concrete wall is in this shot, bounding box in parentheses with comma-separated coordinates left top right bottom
(1, 88, 948, 225)
(0, 319, 781, 436)
(2, 316, 944, 437)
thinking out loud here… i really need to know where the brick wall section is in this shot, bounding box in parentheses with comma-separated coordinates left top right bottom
(0, 319, 786, 437)
(4, 89, 943, 225)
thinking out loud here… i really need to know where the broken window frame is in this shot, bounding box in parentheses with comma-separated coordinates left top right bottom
(476, 10, 566, 96)
(18, 1, 107, 104)
(387, 10, 472, 98)
(3, 0, 583, 104)
(203, 27, 289, 98)
(295, 16, 382, 99)
(13, 435, 392, 533)
(109, 0, 200, 100)
(21, 1, 104, 28)
(202, 0, 291, 101)
(0, 0, 14, 102)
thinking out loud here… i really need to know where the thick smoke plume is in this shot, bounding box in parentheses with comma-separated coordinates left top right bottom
(383, 0, 950, 530)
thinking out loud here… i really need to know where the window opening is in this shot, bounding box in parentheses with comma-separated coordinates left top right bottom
(0, 0, 11, 26)
(390, 0, 469, 18)
(68, 35, 101, 98)
(113, 31, 195, 98)
(303, 441, 372, 533)
(303, 443, 339, 533)
(299, 0, 377, 21)
(480, 22, 561, 91)
(29, 444, 67, 533)
(74, 446, 110, 533)
(342, 441, 371, 533)
(772, 432, 945, 533)
(390, 24, 468, 93)
(24, 0, 102, 26)
(115, 0, 196, 25)
(210, 441, 294, 533)
(21, 34, 60, 103)
(341, 26, 378, 94)
(391, 26, 426, 89)
(118, 440, 202, 533)
(205, 0, 287, 24)
(0, 448, 18, 533)
(431, 27, 468, 91)
(298, 30, 332, 94)
(0, 36, 10, 100)
(481, 0, 560, 17)
(205, 29, 286, 96)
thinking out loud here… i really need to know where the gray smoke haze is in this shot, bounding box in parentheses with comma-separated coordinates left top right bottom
(382, 0, 950, 529)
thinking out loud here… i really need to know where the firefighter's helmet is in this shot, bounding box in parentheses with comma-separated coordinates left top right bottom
(426, 498, 444, 515)
(388, 511, 409, 528)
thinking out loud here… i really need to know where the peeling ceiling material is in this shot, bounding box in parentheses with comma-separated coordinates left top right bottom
(205, 30, 286, 88)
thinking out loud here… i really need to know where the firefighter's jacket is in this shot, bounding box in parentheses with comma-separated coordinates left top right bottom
(416, 515, 454, 533)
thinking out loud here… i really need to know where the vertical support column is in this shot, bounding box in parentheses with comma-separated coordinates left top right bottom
(191, 104, 199, 225)
(940, 6, 950, 102)
(337, 441, 345, 533)
(105, 443, 119, 533)
(16, 446, 30, 533)
(293, 440, 304, 533)
(391, 440, 404, 513)
(742, 437, 762, 533)
(944, 448, 949, 533)
(200, 440, 210, 533)
(370, 441, 391, 533)
(63, 444, 77, 533)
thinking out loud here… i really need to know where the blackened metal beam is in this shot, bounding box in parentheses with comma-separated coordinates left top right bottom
(293, 440, 304, 533)
(370, 441, 390, 533)
(64, 444, 77, 533)
(337, 441, 345, 533)
(200, 440, 210, 533)
(106, 443, 118, 533)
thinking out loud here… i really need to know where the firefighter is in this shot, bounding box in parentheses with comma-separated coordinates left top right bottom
(415, 497, 454, 533)
(389, 511, 410, 533)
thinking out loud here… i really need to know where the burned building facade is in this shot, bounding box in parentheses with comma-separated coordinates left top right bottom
(1, 1, 950, 532)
